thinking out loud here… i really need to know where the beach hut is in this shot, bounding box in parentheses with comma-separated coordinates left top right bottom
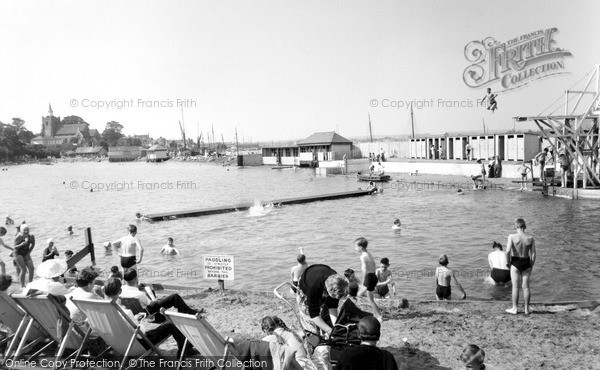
(147, 145, 169, 162)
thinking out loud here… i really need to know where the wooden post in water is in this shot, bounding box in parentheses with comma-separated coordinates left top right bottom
(218, 279, 225, 291)
(67, 227, 95, 270)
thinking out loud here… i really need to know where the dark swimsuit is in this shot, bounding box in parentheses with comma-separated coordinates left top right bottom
(436, 283, 451, 299)
(511, 257, 531, 272)
(120, 255, 137, 269)
(363, 272, 378, 292)
(291, 280, 299, 293)
(375, 284, 389, 297)
(491, 268, 511, 284)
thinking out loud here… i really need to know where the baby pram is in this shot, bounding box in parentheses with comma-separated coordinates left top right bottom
(274, 282, 372, 367)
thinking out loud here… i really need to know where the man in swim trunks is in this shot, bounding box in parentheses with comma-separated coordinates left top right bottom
(488, 242, 510, 285)
(355, 237, 382, 320)
(535, 148, 549, 181)
(110, 224, 144, 269)
(435, 254, 466, 300)
(506, 218, 536, 315)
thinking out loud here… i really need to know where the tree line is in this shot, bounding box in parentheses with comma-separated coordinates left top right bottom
(0, 115, 143, 162)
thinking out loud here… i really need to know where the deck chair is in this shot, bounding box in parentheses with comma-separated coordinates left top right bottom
(120, 297, 149, 315)
(0, 293, 45, 363)
(70, 297, 165, 370)
(164, 311, 282, 370)
(10, 294, 93, 369)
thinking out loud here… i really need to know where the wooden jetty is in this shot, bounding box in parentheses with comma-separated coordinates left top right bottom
(144, 189, 376, 221)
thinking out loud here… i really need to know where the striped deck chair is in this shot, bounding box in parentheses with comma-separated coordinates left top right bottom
(70, 297, 165, 370)
(0, 293, 45, 363)
(10, 294, 93, 369)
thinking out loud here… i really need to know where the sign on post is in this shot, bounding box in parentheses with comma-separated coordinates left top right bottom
(203, 255, 235, 281)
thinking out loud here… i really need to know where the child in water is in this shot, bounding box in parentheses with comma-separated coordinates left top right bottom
(160, 237, 180, 255)
(392, 219, 401, 230)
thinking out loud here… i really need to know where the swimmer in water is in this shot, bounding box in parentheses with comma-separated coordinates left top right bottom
(457, 189, 464, 195)
(160, 237, 180, 255)
(392, 219, 401, 230)
(67, 225, 73, 235)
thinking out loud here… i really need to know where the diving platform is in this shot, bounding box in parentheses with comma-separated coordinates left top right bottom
(144, 189, 376, 221)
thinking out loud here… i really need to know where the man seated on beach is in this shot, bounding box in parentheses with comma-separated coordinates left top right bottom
(160, 237, 180, 255)
(120, 268, 201, 322)
(505, 218, 536, 315)
(65, 267, 106, 350)
(488, 242, 510, 285)
(355, 237, 382, 320)
(109, 224, 144, 269)
(103, 277, 193, 358)
(375, 258, 395, 299)
(0, 227, 14, 275)
(290, 248, 307, 293)
(337, 316, 399, 370)
(435, 254, 466, 300)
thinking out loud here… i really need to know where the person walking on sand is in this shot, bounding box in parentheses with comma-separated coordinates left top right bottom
(354, 237, 382, 320)
(0, 227, 14, 275)
(435, 254, 466, 300)
(506, 218, 536, 315)
(109, 224, 144, 270)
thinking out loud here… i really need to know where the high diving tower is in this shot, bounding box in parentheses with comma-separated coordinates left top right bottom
(515, 65, 600, 190)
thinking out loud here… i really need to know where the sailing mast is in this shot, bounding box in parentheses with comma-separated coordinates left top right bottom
(235, 127, 240, 155)
(410, 104, 415, 139)
(368, 113, 373, 143)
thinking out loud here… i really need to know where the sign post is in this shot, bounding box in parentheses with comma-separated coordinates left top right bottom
(203, 255, 234, 291)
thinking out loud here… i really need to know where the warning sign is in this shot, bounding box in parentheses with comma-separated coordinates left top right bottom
(203, 255, 235, 281)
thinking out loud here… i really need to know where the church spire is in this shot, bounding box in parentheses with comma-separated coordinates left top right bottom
(48, 103, 53, 117)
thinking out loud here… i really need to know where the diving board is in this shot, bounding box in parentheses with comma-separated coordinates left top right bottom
(144, 189, 376, 221)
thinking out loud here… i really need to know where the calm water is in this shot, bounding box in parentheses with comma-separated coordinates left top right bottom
(1, 161, 599, 301)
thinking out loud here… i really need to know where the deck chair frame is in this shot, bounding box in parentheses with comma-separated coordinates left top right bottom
(163, 311, 238, 370)
(70, 297, 165, 370)
(0, 293, 46, 365)
(9, 293, 94, 369)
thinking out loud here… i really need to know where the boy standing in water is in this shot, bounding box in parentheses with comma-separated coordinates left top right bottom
(354, 237, 382, 320)
(375, 257, 395, 298)
(290, 248, 307, 293)
(160, 237, 180, 255)
(435, 254, 466, 300)
(506, 218, 536, 315)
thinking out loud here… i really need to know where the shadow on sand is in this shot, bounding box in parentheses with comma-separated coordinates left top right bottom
(386, 345, 451, 370)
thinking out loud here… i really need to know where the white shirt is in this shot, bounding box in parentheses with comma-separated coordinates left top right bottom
(23, 278, 71, 296)
(120, 284, 151, 307)
(488, 250, 509, 270)
(113, 235, 142, 257)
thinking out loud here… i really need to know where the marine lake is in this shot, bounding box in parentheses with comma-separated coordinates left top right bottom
(1, 161, 599, 301)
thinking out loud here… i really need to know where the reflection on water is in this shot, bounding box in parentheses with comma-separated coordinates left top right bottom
(1, 162, 599, 301)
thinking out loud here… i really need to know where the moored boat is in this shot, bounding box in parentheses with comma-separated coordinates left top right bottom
(357, 172, 391, 182)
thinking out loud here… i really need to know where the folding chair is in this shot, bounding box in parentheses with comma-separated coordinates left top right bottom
(120, 297, 148, 316)
(70, 297, 165, 370)
(10, 294, 95, 369)
(0, 293, 45, 364)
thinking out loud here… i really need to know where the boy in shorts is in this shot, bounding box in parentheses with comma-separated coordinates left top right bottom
(375, 257, 395, 298)
(354, 237, 382, 320)
(518, 161, 531, 190)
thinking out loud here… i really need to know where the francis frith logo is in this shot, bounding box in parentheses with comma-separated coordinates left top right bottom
(463, 28, 572, 91)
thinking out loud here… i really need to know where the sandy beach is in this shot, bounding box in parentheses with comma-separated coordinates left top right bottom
(174, 288, 600, 370)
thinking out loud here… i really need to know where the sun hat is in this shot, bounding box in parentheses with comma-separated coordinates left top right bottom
(35, 259, 68, 279)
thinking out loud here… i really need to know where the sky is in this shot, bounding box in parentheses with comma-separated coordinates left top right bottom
(1, 0, 599, 143)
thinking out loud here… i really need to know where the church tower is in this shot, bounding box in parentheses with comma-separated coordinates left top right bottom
(41, 103, 60, 137)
